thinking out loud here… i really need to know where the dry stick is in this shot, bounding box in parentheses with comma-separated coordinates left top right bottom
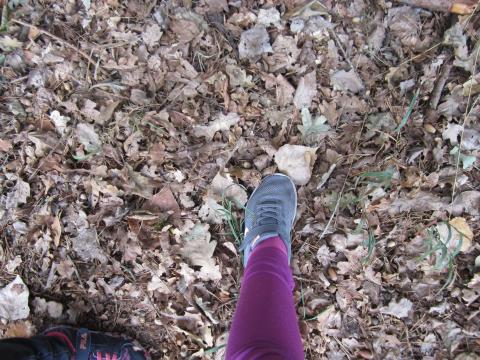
(293, 275, 326, 285)
(329, 27, 354, 71)
(11, 19, 103, 73)
(429, 62, 452, 110)
(395, 0, 477, 14)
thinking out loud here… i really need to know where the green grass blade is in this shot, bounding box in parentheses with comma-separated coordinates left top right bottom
(395, 88, 420, 132)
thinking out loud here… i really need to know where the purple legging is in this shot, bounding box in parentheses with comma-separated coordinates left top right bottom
(226, 236, 304, 359)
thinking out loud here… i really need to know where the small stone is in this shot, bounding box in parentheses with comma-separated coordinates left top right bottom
(242, 161, 252, 169)
(327, 267, 337, 282)
(424, 123, 436, 133)
(387, 240, 396, 248)
(47, 301, 63, 319)
(253, 154, 269, 171)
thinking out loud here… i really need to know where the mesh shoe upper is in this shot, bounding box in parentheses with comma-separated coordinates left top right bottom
(241, 174, 297, 265)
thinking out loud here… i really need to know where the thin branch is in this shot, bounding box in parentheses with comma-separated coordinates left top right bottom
(429, 61, 452, 110)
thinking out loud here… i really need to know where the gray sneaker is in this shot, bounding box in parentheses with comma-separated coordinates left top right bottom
(240, 173, 297, 265)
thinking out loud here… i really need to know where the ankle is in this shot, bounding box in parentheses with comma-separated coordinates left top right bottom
(251, 236, 287, 256)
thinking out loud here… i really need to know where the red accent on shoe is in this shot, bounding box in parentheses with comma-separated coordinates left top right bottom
(45, 331, 76, 354)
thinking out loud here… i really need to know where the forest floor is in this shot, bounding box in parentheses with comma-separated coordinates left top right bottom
(0, 0, 480, 359)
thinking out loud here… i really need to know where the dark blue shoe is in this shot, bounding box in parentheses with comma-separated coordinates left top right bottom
(44, 326, 149, 360)
(240, 173, 297, 265)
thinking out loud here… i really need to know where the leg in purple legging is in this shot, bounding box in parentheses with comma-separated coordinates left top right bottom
(226, 236, 304, 360)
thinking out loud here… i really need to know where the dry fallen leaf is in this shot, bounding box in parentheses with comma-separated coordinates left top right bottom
(0, 138, 13, 152)
(180, 223, 221, 281)
(142, 23, 163, 47)
(380, 298, 413, 319)
(450, 191, 480, 216)
(49, 110, 69, 135)
(0, 275, 30, 321)
(72, 228, 108, 264)
(293, 71, 317, 109)
(6, 178, 30, 210)
(143, 186, 180, 214)
(438, 217, 474, 253)
(0, 36, 23, 51)
(193, 112, 240, 140)
(51, 214, 62, 247)
(238, 26, 272, 59)
(257, 7, 281, 27)
(330, 69, 365, 93)
(76, 123, 102, 153)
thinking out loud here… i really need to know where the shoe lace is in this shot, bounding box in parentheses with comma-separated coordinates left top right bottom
(96, 351, 118, 360)
(255, 200, 281, 226)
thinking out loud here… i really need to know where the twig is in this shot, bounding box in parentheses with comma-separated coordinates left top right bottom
(395, 0, 477, 14)
(11, 19, 103, 73)
(317, 163, 337, 190)
(429, 62, 452, 110)
(293, 275, 325, 285)
(329, 27, 354, 70)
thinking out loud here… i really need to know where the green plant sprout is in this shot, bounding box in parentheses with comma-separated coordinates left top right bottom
(215, 184, 247, 246)
(419, 222, 463, 291)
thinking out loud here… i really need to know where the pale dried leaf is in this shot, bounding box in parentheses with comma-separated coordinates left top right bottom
(257, 7, 281, 26)
(381, 298, 413, 319)
(142, 23, 163, 47)
(180, 223, 221, 281)
(275, 74, 295, 107)
(0, 36, 23, 51)
(6, 256, 22, 273)
(6, 178, 30, 210)
(73, 228, 108, 264)
(442, 123, 463, 146)
(51, 214, 62, 247)
(76, 123, 102, 153)
(449, 191, 480, 216)
(0, 139, 13, 152)
(293, 71, 317, 109)
(49, 110, 69, 135)
(193, 112, 240, 140)
(0, 275, 30, 321)
(147, 275, 170, 294)
(238, 26, 272, 59)
(330, 69, 365, 93)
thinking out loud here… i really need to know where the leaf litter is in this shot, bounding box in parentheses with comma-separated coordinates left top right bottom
(0, 0, 479, 358)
